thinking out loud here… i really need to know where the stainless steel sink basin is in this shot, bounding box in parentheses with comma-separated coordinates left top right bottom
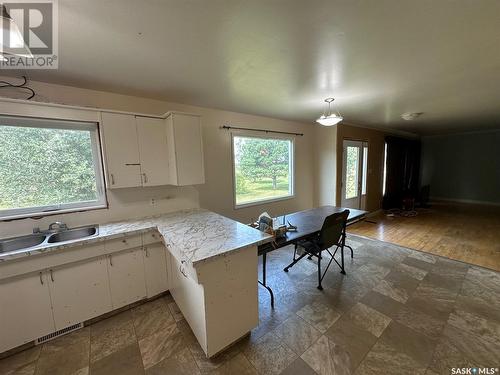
(0, 234, 46, 253)
(0, 225, 99, 256)
(47, 226, 98, 243)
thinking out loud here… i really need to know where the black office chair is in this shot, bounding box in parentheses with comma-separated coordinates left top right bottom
(283, 210, 350, 290)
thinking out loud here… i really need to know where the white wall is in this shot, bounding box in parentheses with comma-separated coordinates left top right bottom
(0, 77, 316, 236)
(314, 126, 337, 206)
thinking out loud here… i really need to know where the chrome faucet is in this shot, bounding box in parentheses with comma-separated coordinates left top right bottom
(48, 222, 68, 232)
(33, 222, 68, 234)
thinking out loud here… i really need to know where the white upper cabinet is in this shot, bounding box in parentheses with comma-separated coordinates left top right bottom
(101, 111, 205, 188)
(101, 112, 142, 188)
(136, 116, 170, 187)
(166, 112, 205, 186)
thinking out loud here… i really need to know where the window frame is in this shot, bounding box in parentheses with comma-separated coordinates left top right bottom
(0, 115, 107, 221)
(231, 131, 295, 209)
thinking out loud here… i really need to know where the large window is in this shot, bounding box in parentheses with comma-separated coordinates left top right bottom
(232, 134, 294, 207)
(0, 115, 106, 220)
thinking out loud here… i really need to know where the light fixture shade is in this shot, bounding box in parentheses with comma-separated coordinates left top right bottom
(316, 97, 343, 126)
(316, 114, 343, 126)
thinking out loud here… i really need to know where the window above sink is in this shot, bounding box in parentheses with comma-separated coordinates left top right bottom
(0, 115, 107, 220)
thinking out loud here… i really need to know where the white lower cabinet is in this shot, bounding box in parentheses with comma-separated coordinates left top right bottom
(48, 256, 112, 330)
(143, 242, 169, 298)
(169, 246, 259, 357)
(0, 272, 55, 353)
(0, 232, 172, 354)
(107, 248, 147, 309)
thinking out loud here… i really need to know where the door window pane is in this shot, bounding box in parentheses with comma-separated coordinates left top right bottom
(345, 146, 359, 199)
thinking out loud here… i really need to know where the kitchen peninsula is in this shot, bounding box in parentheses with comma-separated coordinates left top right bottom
(0, 209, 272, 357)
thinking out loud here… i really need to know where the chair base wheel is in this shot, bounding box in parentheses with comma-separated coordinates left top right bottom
(317, 285, 323, 290)
(340, 270, 346, 275)
(283, 268, 289, 272)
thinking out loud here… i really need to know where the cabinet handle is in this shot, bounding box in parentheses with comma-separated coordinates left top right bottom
(109, 255, 113, 266)
(144, 246, 149, 258)
(110, 173, 115, 185)
(179, 265, 187, 278)
(50, 269, 54, 282)
(142, 173, 148, 184)
(39, 272, 44, 285)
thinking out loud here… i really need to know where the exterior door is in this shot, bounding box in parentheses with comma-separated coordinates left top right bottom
(341, 140, 368, 209)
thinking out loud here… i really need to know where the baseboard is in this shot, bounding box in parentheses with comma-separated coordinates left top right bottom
(0, 291, 172, 359)
(366, 209, 383, 218)
(430, 197, 500, 207)
(345, 209, 382, 227)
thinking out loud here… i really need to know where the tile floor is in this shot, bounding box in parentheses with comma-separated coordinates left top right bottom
(1, 234, 499, 375)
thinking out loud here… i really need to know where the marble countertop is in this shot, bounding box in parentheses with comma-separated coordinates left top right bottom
(0, 209, 273, 267)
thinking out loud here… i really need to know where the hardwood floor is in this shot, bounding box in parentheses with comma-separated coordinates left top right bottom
(348, 202, 500, 271)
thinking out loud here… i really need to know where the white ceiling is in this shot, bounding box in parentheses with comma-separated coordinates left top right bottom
(7, 0, 500, 135)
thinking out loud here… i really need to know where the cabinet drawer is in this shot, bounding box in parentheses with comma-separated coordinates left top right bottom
(105, 234, 142, 253)
(142, 231, 162, 246)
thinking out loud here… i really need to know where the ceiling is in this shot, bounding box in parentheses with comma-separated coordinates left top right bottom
(6, 0, 500, 135)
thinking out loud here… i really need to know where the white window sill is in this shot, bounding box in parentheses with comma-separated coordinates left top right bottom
(234, 195, 295, 210)
(0, 204, 108, 221)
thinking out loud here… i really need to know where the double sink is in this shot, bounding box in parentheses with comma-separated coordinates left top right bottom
(0, 225, 99, 255)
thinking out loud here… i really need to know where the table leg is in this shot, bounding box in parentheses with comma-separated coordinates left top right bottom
(258, 251, 275, 308)
(340, 244, 346, 274)
(340, 231, 346, 275)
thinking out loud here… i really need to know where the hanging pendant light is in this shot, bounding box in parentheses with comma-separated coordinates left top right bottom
(316, 98, 343, 126)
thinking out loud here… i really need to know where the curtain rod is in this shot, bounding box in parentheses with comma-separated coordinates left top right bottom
(221, 125, 304, 137)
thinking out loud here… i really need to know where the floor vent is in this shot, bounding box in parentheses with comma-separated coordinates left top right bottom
(35, 323, 84, 345)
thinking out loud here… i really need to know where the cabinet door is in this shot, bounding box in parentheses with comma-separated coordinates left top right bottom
(49, 257, 112, 330)
(108, 248, 147, 309)
(136, 116, 170, 186)
(101, 112, 142, 188)
(167, 113, 205, 186)
(0, 272, 55, 352)
(143, 243, 169, 297)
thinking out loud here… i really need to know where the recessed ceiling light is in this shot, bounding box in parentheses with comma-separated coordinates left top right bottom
(401, 112, 424, 121)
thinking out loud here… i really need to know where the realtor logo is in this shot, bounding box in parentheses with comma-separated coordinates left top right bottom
(0, 0, 58, 69)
